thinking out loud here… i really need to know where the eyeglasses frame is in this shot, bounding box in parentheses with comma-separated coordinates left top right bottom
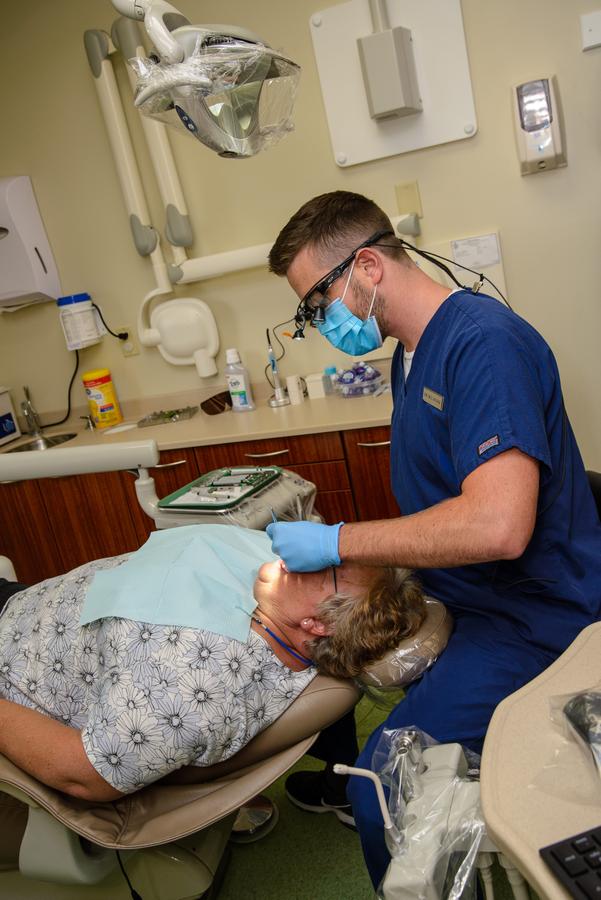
(294, 228, 395, 333)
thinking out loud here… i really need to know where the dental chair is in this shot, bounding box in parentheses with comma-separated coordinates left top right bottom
(0, 551, 453, 900)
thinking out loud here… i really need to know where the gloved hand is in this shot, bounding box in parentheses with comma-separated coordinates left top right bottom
(266, 521, 344, 573)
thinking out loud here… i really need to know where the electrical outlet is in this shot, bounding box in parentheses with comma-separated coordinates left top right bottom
(118, 326, 140, 358)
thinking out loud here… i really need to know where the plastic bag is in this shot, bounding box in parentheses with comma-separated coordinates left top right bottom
(358, 599, 453, 690)
(372, 727, 485, 900)
(561, 691, 601, 776)
(129, 31, 300, 158)
(215, 468, 319, 528)
(528, 686, 601, 807)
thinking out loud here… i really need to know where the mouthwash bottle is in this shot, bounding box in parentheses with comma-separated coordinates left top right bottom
(224, 348, 255, 412)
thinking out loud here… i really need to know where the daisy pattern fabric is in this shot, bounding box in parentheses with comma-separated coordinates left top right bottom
(0, 556, 315, 794)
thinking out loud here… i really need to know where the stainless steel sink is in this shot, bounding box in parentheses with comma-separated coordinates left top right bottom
(6, 433, 77, 453)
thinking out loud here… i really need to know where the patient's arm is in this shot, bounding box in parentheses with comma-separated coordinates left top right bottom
(0, 699, 124, 802)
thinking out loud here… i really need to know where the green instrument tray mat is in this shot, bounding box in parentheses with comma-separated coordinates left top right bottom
(157, 466, 282, 511)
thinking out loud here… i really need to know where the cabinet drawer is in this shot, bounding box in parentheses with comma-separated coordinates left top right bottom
(286, 461, 350, 492)
(342, 426, 401, 521)
(314, 491, 357, 524)
(195, 431, 344, 471)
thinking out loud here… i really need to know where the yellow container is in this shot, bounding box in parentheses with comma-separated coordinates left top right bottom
(82, 368, 123, 429)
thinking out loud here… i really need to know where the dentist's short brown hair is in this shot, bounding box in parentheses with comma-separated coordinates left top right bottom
(268, 191, 408, 276)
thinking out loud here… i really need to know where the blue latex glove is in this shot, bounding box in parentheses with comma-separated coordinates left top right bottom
(265, 521, 343, 573)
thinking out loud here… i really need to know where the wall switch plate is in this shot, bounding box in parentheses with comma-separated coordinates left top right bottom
(311, 0, 476, 167)
(395, 181, 422, 217)
(581, 11, 601, 50)
(119, 326, 140, 357)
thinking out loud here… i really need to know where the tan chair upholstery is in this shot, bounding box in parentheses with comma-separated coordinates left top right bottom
(359, 598, 453, 689)
(0, 596, 452, 864)
(0, 675, 360, 850)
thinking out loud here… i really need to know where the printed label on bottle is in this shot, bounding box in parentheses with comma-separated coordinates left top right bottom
(226, 374, 250, 408)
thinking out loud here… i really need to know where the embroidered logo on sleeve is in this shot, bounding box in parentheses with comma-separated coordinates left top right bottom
(422, 387, 444, 411)
(478, 435, 500, 456)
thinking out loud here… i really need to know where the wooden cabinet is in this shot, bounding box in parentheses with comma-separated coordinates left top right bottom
(35, 471, 144, 573)
(194, 432, 357, 525)
(342, 426, 400, 521)
(0, 423, 399, 585)
(0, 479, 62, 584)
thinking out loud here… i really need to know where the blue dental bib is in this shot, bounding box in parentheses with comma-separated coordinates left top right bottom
(80, 525, 277, 641)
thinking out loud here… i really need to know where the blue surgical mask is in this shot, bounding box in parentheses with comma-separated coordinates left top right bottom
(317, 259, 383, 355)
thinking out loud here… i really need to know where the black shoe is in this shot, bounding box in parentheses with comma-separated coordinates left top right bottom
(285, 769, 356, 828)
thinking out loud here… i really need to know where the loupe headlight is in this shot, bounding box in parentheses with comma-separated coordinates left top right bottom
(293, 297, 327, 339)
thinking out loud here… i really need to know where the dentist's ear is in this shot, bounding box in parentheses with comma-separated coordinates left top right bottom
(300, 617, 330, 636)
(356, 247, 384, 284)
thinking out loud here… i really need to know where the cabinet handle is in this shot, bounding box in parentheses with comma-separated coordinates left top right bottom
(356, 441, 391, 448)
(244, 449, 290, 459)
(154, 459, 188, 469)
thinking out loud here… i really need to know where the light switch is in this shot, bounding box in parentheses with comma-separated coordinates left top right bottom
(581, 11, 601, 51)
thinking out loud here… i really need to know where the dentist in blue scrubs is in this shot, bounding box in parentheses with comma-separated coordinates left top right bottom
(266, 191, 601, 888)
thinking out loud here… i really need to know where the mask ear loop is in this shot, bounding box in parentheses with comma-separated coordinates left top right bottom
(340, 256, 358, 306)
(348, 249, 377, 320)
(367, 284, 377, 318)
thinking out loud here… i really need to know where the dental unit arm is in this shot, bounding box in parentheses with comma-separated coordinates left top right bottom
(111, 0, 191, 64)
(0, 440, 163, 521)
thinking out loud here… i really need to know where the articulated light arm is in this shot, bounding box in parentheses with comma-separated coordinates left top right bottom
(110, 0, 189, 63)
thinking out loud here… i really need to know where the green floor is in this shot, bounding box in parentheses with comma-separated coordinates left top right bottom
(217, 694, 517, 900)
(217, 694, 386, 900)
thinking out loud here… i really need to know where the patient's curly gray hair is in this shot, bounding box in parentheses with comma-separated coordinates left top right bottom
(308, 568, 426, 680)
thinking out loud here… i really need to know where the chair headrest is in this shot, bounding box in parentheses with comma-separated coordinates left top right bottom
(357, 598, 452, 689)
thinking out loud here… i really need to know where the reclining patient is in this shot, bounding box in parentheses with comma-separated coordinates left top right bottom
(0, 525, 425, 802)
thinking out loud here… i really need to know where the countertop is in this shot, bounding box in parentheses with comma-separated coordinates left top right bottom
(3, 391, 394, 455)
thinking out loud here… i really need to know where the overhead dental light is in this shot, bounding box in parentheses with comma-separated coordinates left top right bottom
(111, 0, 301, 159)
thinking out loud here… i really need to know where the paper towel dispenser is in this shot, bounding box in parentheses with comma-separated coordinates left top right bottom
(0, 176, 62, 310)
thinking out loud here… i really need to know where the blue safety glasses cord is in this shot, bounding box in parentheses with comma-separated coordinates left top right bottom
(293, 229, 395, 338)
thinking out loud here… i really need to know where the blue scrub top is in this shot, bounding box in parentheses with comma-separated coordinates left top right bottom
(390, 289, 601, 655)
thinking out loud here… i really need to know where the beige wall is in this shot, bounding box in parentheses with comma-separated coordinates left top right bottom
(1, 0, 600, 462)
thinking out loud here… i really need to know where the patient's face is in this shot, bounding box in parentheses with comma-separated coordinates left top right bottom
(253, 561, 376, 622)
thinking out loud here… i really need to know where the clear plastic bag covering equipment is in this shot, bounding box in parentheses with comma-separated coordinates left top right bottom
(373, 727, 485, 900)
(527, 685, 601, 807)
(546, 687, 601, 785)
(358, 599, 453, 690)
(129, 30, 300, 158)
(153, 467, 319, 530)
(561, 690, 601, 776)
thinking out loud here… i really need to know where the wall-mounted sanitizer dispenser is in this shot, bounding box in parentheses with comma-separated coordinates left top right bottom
(0, 176, 62, 309)
(512, 76, 566, 176)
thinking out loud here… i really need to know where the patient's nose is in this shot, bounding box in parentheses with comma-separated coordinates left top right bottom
(257, 562, 279, 582)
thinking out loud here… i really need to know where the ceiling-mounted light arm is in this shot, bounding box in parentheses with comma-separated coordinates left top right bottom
(110, 0, 190, 63)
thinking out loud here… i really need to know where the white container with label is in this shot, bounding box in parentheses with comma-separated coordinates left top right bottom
(224, 348, 255, 412)
(57, 292, 104, 351)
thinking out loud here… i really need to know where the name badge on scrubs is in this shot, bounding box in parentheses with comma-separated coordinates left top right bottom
(423, 387, 445, 411)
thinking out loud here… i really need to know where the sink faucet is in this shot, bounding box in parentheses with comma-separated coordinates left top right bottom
(21, 386, 43, 438)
